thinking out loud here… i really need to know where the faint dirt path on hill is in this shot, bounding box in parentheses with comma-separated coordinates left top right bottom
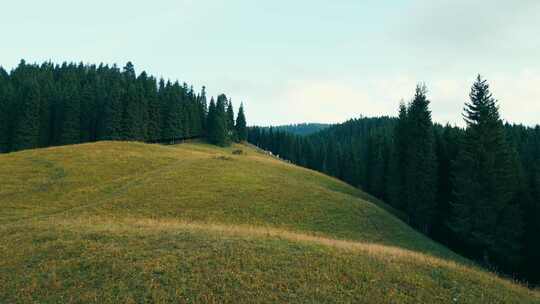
(0, 157, 189, 228)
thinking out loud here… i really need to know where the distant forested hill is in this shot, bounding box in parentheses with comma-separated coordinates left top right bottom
(255, 123, 330, 136)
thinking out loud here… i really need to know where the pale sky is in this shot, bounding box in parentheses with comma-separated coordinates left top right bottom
(2, 1, 539, 126)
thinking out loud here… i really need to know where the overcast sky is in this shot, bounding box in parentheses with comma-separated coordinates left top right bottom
(2, 1, 539, 126)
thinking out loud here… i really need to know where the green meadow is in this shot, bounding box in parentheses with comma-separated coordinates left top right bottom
(1, 141, 538, 303)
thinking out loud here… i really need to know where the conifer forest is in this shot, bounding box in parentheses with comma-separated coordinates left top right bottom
(249, 77, 540, 284)
(0, 60, 247, 153)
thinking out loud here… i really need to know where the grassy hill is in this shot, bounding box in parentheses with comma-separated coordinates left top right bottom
(0, 141, 538, 303)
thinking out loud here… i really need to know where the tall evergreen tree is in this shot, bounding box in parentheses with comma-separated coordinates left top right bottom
(206, 97, 217, 143)
(226, 100, 235, 139)
(162, 82, 184, 141)
(198, 86, 208, 134)
(142, 74, 161, 141)
(122, 81, 145, 140)
(208, 94, 229, 146)
(388, 102, 408, 211)
(399, 85, 439, 233)
(235, 103, 247, 142)
(449, 76, 522, 266)
(121, 63, 147, 140)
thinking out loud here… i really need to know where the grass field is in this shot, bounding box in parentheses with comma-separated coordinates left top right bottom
(1, 141, 538, 303)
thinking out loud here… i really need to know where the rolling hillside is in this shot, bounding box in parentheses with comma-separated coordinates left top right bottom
(0, 141, 538, 303)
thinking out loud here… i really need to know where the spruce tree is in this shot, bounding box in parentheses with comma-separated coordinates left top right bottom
(121, 81, 145, 140)
(388, 102, 408, 211)
(404, 85, 438, 234)
(121, 63, 147, 140)
(206, 97, 217, 143)
(235, 103, 247, 142)
(143, 75, 161, 142)
(209, 94, 230, 146)
(226, 100, 235, 140)
(180, 83, 191, 138)
(162, 82, 184, 141)
(199, 86, 208, 135)
(449, 75, 522, 265)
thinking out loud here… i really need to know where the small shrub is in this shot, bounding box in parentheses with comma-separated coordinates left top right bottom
(232, 149, 245, 155)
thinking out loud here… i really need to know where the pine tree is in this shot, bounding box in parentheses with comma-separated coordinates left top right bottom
(123, 62, 136, 80)
(199, 86, 208, 134)
(208, 94, 230, 146)
(120, 63, 147, 140)
(388, 102, 408, 211)
(226, 100, 235, 140)
(143, 75, 161, 142)
(206, 97, 217, 143)
(235, 103, 247, 142)
(181, 83, 191, 138)
(404, 85, 438, 234)
(449, 75, 522, 265)
(122, 81, 145, 140)
(187, 85, 202, 137)
(162, 82, 184, 141)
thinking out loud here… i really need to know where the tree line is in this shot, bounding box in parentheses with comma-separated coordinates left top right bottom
(0, 60, 247, 153)
(248, 76, 540, 285)
(271, 123, 331, 136)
